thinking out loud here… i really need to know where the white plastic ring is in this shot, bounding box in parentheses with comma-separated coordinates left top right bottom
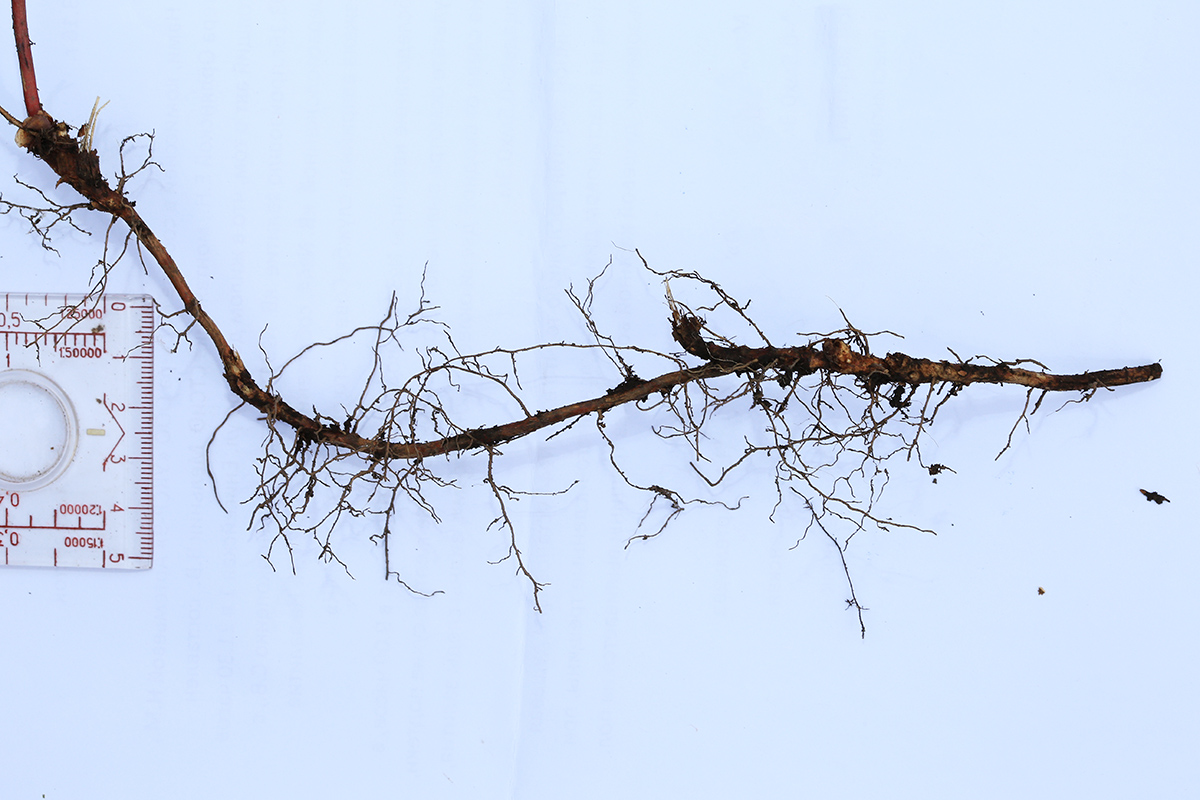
(0, 369, 79, 490)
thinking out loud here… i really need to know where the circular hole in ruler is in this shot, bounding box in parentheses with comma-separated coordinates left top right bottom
(0, 369, 79, 490)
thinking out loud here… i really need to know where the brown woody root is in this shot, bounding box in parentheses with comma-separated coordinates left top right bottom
(668, 312, 1162, 393)
(7, 113, 1162, 463)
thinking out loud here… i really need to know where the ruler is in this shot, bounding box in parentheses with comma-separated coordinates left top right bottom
(0, 294, 153, 569)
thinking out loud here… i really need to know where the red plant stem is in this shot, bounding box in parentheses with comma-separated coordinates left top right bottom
(11, 0, 41, 117)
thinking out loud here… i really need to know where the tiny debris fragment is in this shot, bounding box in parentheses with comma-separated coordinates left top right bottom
(1139, 489, 1170, 505)
(928, 463, 955, 484)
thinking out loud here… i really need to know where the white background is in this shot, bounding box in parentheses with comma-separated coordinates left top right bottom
(1, 2, 1196, 797)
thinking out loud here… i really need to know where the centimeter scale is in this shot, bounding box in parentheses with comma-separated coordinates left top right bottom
(0, 293, 153, 569)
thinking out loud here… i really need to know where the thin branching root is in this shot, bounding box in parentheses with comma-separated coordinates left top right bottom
(204, 252, 1157, 631)
(0, 28, 1164, 632)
